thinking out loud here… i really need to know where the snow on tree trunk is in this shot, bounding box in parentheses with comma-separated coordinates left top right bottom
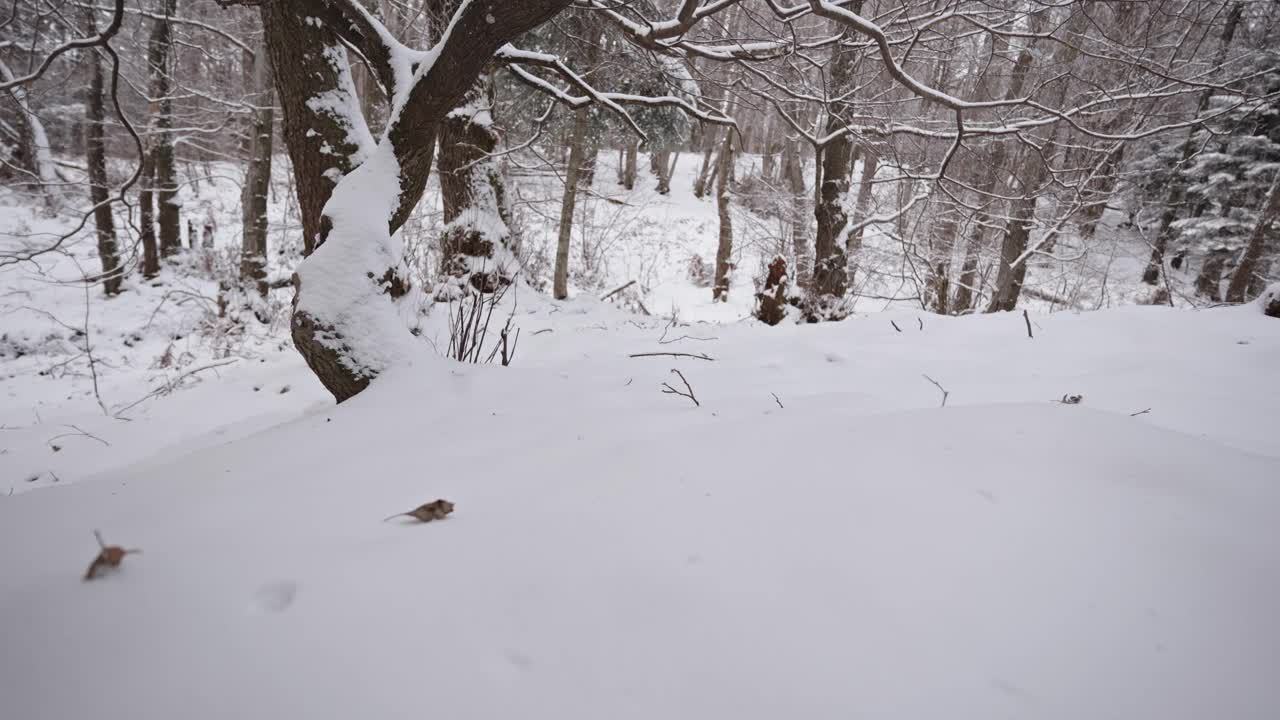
(279, 0, 570, 402)
(0, 58, 58, 211)
(240, 38, 274, 298)
(438, 82, 516, 296)
(84, 9, 121, 296)
(1225, 174, 1280, 304)
(987, 174, 1042, 313)
(808, 34, 856, 319)
(138, 149, 159, 278)
(150, 0, 182, 259)
(261, 1, 376, 257)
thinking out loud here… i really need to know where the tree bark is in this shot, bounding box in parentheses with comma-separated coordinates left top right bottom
(84, 9, 121, 296)
(781, 137, 811, 288)
(925, 196, 960, 314)
(986, 8, 1089, 312)
(623, 139, 638, 190)
(712, 133, 734, 301)
(240, 38, 274, 297)
(275, 0, 570, 402)
(261, 0, 375, 256)
(437, 79, 516, 295)
(138, 148, 159, 278)
(553, 106, 590, 299)
(150, 0, 181, 258)
(845, 151, 876, 284)
(1226, 174, 1280, 303)
(0, 58, 58, 211)
(808, 20, 859, 315)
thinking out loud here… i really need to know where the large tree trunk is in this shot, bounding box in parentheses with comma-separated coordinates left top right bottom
(553, 106, 590, 300)
(1225, 174, 1280, 303)
(273, 0, 569, 402)
(240, 38, 274, 298)
(712, 133, 734, 301)
(987, 185, 1040, 313)
(808, 22, 858, 316)
(150, 0, 181, 258)
(0, 58, 58, 211)
(138, 150, 159, 278)
(261, 1, 376, 257)
(437, 79, 516, 295)
(84, 10, 121, 296)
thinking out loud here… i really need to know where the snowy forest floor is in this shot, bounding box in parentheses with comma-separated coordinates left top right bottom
(1, 152, 1278, 718)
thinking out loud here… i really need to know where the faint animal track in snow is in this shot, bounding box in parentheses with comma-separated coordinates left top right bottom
(252, 581, 298, 614)
(505, 650, 534, 670)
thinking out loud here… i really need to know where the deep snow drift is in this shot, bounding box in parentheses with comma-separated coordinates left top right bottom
(2, 298, 1278, 720)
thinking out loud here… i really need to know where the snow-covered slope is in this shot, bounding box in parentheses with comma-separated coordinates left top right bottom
(2, 302, 1277, 719)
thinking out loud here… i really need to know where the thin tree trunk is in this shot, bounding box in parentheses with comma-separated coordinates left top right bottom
(712, 133, 734, 301)
(553, 106, 589, 299)
(240, 39, 274, 298)
(782, 137, 811, 288)
(84, 9, 121, 296)
(986, 8, 1090, 312)
(139, 150, 159, 277)
(1079, 145, 1124, 239)
(845, 151, 876, 283)
(693, 133, 718, 199)
(150, 0, 181, 258)
(953, 12, 1045, 313)
(925, 197, 961, 314)
(1225, 174, 1280, 303)
(623, 139, 638, 189)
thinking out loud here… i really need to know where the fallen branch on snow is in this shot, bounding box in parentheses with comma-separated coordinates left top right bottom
(922, 374, 949, 407)
(661, 369, 700, 407)
(630, 351, 715, 361)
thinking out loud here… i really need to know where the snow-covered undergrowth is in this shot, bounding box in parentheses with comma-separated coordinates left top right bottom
(2, 296, 1278, 718)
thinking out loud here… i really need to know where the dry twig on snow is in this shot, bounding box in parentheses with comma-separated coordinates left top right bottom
(922, 374, 950, 407)
(661, 369, 700, 407)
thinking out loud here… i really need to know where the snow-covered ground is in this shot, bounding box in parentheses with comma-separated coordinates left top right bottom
(2, 153, 1278, 719)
